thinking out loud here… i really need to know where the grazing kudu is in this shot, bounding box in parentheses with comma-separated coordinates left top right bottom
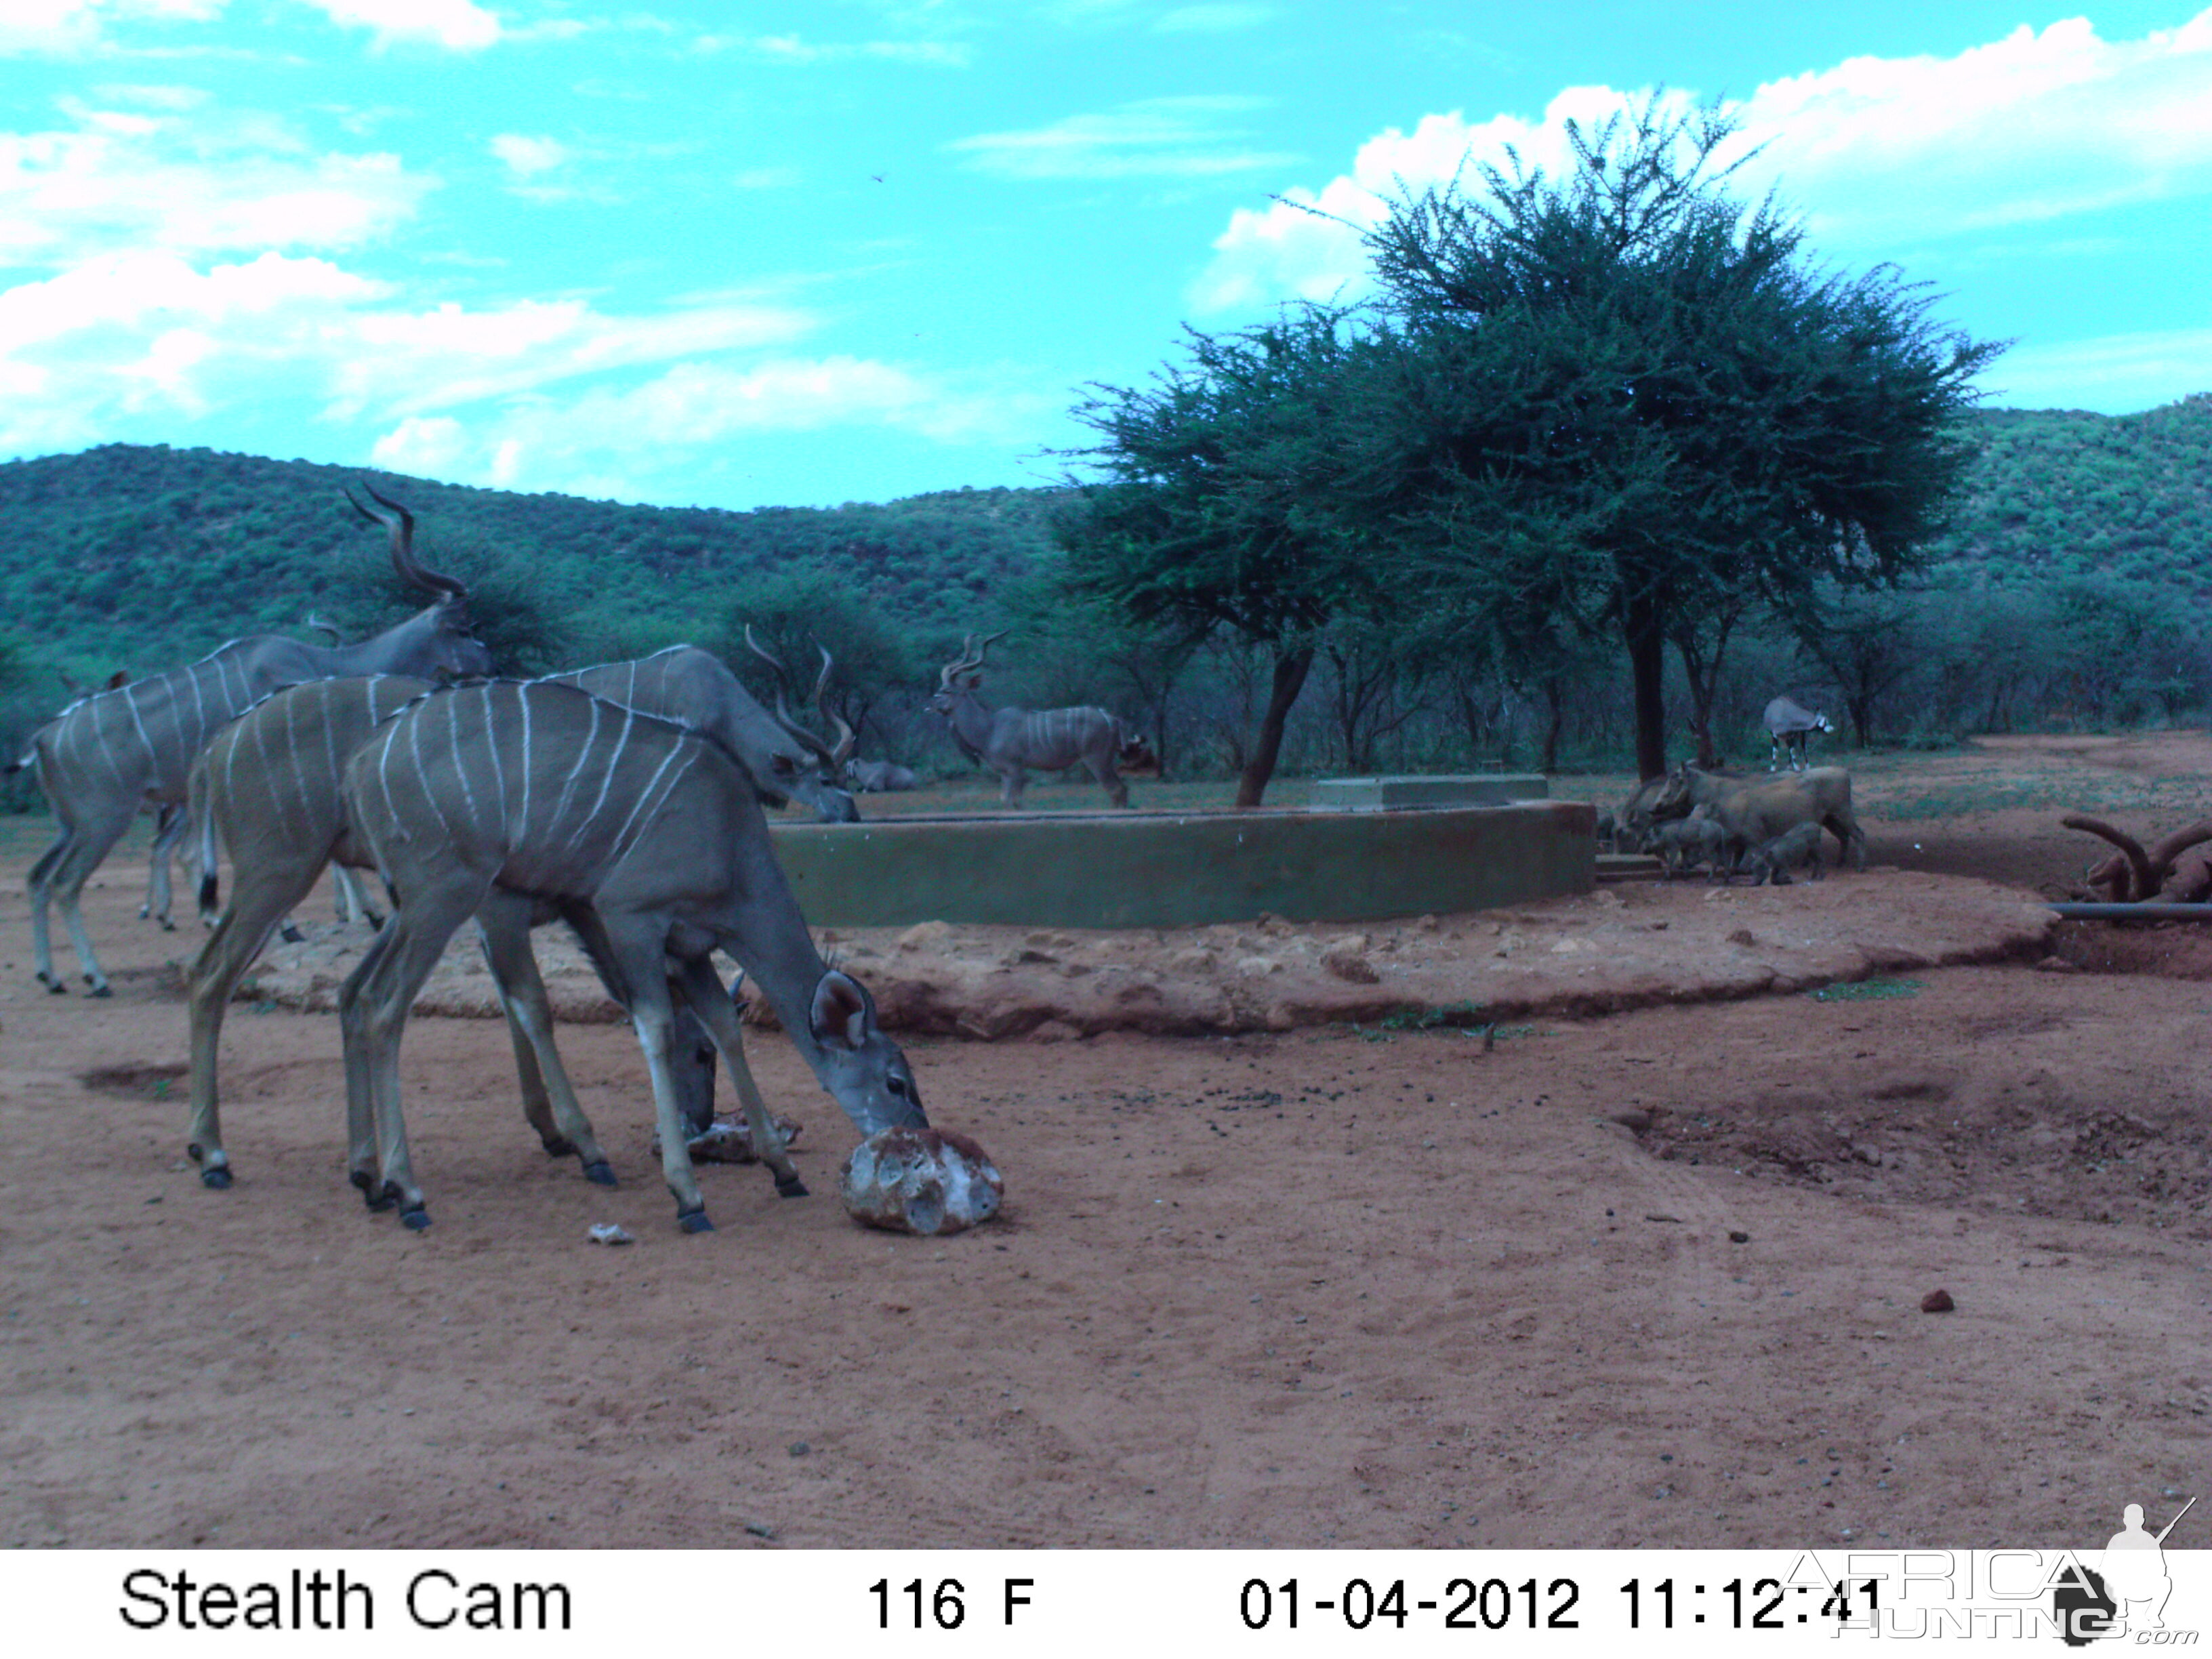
(1763, 695, 1835, 773)
(552, 643, 860, 825)
(338, 680, 925, 1231)
(182, 676, 718, 1190)
(929, 632, 1160, 808)
(183, 640, 859, 1191)
(24, 487, 493, 996)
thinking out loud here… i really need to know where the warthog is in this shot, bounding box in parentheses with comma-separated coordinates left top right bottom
(1642, 811, 1734, 881)
(1651, 763, 1868, 871)
(1742, 821, 1826, 885)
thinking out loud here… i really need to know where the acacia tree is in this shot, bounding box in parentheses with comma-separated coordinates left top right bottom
(1059, 308, 1384, 806)
(1362, 96, 2002, 779)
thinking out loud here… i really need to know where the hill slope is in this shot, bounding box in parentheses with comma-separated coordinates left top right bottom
(3, 390, 2207, 691)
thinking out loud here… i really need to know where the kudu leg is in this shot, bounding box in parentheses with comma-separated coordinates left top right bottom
(184, 857, 314, 1189)
(572, 915, 718, 1229)
(337, 873, 492, 1228)
(143, 806, 178, 927)
(1084, 756, 1130, 808)
(38, 800, 135, 997)
(670, 954, 806, 1199)
(470, 897, 617, 1183)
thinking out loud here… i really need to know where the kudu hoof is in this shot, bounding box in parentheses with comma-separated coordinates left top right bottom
(88, 983, 112, 999)
(400, 1205, 431, 1231)
(678, 1208, 715, 1234)
(279, 924, 304, 945)
(351, 1171, 397, 1212)
(43, 979, 66, 996)
(159, 920, 176, 933)
(582, 1160, 617, 1187)
(201, 1166, 233, 1191)
(774, 1174, 810, 1199)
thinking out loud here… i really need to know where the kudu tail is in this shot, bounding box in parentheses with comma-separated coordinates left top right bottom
(196, 812, 221, 920)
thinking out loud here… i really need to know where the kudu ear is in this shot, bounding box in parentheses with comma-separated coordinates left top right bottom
(809, 970, 872, 1052)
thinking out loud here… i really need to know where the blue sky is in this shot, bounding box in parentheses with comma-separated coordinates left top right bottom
(3, 1, 2209, 512)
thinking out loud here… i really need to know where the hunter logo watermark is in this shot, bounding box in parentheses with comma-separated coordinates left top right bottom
(1784, 1494, 2196, 1641)
(2052, 1497, 2194, 1647)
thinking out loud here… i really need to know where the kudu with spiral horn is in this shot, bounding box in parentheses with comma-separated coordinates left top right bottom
(336, 679, 926, 1233)
(25, 485, 494, 996)
(929, 632, 1158, 808)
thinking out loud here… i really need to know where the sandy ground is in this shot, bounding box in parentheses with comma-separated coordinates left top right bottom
(1, 733, 2207, 1549)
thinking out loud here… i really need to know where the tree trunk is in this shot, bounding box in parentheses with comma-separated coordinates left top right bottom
(1236, 645, 1314, 808)
(1540, 675, 1565, 774)
(1671, 604, 1739, 770)
(1624, 588, 1668, 781)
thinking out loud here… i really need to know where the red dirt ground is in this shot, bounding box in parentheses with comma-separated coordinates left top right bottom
(1, 733, 2206, 1549)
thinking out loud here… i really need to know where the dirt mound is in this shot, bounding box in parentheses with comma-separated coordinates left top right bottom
(241, 870, 2055, 1039)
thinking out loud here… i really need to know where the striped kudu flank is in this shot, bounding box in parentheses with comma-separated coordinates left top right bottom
(338, 680, 924, 1232)
(184, 676, 723, 1191)
(24, 487, 493, 996)
(929, 632, 1160, 808)
(546, 643, 860, 825)
(182, 642, 850, 1192)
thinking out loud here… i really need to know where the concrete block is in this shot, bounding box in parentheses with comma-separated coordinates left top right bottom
(769, 800, 1594, 928)
(1309, 774, 1550, 811)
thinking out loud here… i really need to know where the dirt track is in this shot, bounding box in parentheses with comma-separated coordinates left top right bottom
(1, 734, 2207, 1549)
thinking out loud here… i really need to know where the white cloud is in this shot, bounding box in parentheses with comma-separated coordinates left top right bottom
(294, 0, 500, 52)
(0, 99, 429, 268)
(694, 32, 970, 66)
(0, 249, 387, 449)
(1191, 12, 2212, 313)
(0, 230, 823, 453)
(367, 356, 1045, 493)
(489, 132, 568, 179)
(327, 294, 817, 418)
(1978, 327, 2212, 413)
(0, 0, 225, 56)
(950, 96, 1298, 180)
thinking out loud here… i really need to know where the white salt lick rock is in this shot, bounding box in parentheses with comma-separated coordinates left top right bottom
(840, 1128, 1004, 1236)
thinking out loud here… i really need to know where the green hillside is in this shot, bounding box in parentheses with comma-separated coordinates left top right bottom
(0, 443, 1065, 678)
(3, 392, 2208, 786)
(1924, 393, 2212, 590)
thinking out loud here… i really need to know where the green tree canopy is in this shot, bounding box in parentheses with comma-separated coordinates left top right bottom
(1059, 306, 1387, 804)
(1361, 94, 2004, 777)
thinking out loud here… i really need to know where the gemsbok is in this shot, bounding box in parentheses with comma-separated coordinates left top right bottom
(23, 487, 493, 996)
(930, 632, 1159, 808)
(337, 680, 924, 1232)
(1762, 695, 1835, 773)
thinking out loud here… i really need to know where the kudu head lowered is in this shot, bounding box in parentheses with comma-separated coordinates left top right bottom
(344, 485, 496, 682)
(743, 626, 861, 823)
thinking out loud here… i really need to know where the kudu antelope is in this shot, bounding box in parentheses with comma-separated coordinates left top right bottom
(184, 639, 863, 1191)
(929, 632, 1159, 808)
(7, 674, 197, 932)
(735, 628, 860, 815)
(24, 487, 492, 996)
(338, 680, 924, 1231)
(182, 676, 714, 1191)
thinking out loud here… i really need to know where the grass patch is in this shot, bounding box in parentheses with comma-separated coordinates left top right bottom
(1809, 977, 1925, 1002)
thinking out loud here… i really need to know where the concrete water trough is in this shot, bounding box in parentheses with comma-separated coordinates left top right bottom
(767, 799, 1594, 929)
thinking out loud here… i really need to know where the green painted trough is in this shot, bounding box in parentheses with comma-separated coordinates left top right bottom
(768, 800, 1595, 929)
